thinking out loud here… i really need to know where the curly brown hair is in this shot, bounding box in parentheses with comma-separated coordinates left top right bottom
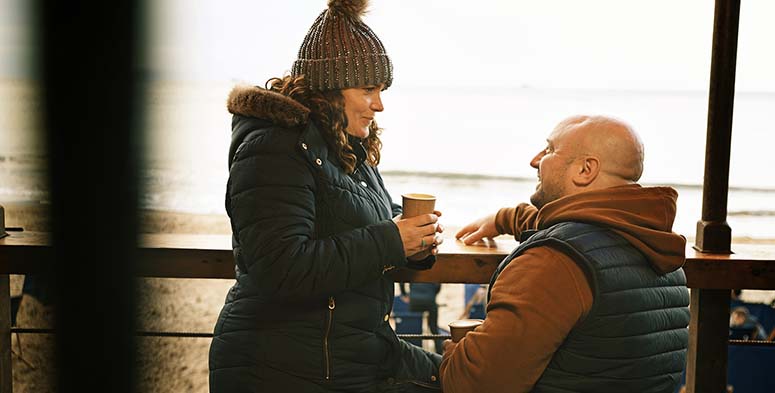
(266, 75, 382, 174)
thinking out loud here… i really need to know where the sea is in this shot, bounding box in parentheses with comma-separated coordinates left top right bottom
(1, 80, 774, 240)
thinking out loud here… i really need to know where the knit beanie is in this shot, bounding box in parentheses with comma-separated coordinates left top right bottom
(292, 0, 393, 91)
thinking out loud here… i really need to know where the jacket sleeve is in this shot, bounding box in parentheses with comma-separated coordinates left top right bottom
(227, 137, 406, 301)
(495, 203, 539, 239)
(439, 247, 593, 393)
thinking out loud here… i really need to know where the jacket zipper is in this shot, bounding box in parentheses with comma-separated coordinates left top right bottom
(324, 296, 336, 380)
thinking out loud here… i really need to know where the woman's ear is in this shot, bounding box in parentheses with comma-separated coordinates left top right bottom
(572, 156, 600, 186)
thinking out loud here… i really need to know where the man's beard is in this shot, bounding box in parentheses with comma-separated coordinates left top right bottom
(530, 181, 564, 210)
(530, 189, 547, 209)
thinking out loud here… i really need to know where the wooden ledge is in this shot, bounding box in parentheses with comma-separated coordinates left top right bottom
(392, 238, 775, 289)
(1, 232, 774, 289)
(685, 244, 775, 289)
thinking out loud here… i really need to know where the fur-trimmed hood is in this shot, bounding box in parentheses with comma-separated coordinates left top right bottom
(227, 85, 310, 127)
(226, 85, 313, 169)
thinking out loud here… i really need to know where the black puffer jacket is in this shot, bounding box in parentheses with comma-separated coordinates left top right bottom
(209, 86, 441, 393)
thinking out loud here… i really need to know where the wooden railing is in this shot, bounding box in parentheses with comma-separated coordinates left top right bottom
(4, 231, 774, 285)
(1, 230, 774, 392)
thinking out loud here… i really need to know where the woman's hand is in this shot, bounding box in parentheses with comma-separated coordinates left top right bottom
(394, 210, 444, 258)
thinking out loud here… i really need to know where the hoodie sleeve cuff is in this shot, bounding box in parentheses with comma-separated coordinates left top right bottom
(495, 207, 517, 235)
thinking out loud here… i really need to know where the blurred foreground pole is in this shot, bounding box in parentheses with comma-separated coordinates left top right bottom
(687, 0, 740, 392)
(37, 1, 141, 392)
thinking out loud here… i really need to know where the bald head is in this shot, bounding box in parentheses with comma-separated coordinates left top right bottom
(529, 115, 644, 207)
(556, 115, 644, 182)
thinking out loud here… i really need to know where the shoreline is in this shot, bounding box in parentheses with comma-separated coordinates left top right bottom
(2, 201, 774, 244)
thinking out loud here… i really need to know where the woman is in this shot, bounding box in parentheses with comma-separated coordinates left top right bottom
(209, 1, 444, 392)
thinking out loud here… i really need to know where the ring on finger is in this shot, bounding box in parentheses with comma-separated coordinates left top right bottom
(421, 239, 426, 248)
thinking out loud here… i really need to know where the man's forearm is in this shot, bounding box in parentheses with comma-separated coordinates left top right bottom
(495, 203, 538, 237)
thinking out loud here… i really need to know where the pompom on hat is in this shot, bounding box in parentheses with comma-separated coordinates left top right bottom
(292, 0, 393, 91)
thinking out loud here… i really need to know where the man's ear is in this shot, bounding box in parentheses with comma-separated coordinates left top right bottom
(572, 156, 600, 186)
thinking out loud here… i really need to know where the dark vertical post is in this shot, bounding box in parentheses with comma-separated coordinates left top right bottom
(0, 275, 9, 393)
(0, 206, 5, 239)
(0, 205, 6, 393)
(687, 1, 740, 393)
(685, 289, 730, 393)
(694, 0, 739, 254)
(37, 1, 141, 392)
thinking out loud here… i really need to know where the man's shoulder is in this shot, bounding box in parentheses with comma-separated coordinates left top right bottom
(526, 222, 628, 255)
(535, 221, 604, 239)
(496, 243, 582, 284)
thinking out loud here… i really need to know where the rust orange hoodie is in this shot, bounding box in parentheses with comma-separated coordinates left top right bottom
(440, 184, 686, 393)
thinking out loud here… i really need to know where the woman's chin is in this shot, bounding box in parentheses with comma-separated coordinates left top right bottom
(346, 128, 370, 139)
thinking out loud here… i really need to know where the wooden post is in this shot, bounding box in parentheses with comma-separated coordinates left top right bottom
(0, 205, 6, 239)
(39, 1, 141, 391)
(686, 289, 730, 393)
(694, 0, 740, 254)
(688, 0, 740, 392)
(0, 205, 9, 393)
(0, 275, 10, 393)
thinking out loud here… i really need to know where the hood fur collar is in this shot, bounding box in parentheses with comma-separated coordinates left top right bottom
(227, 85, 310, 128)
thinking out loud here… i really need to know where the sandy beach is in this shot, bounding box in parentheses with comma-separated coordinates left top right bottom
(2, 202, 773, 392)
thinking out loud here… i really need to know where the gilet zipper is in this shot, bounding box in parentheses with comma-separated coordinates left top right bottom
(324, 296, 336, 380)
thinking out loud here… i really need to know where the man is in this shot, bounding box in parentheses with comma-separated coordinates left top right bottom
(729, 306, 768, 340)
(399, 282, 445, 354)
(442, 115, 690, 393)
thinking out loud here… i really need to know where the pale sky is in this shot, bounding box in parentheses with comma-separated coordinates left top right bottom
(2, 0, 775, 91)
(143, 0, 775, 91)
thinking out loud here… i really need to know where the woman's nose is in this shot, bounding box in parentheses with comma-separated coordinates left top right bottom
(371, 92, 384, 112)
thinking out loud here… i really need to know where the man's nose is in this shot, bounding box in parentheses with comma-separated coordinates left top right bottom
(530, 151, 544, 168)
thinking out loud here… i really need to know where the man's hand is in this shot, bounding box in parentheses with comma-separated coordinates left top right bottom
(455, 213, 499, 245)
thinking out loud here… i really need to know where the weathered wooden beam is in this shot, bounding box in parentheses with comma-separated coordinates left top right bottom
(695, 0, 740, 254)
(0, 205, 6, 239)
(3, 233, 775, 288)
(389, 252, 504, 284)
(0, 275, 10, 393)
(684, 258, 775, 289)
(686, 289, 730, 393)
(688, 0, 741, 391)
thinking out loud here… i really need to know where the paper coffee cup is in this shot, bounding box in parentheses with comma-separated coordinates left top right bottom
(448, 319, 483, 342)
(401, 193, 436, 218)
